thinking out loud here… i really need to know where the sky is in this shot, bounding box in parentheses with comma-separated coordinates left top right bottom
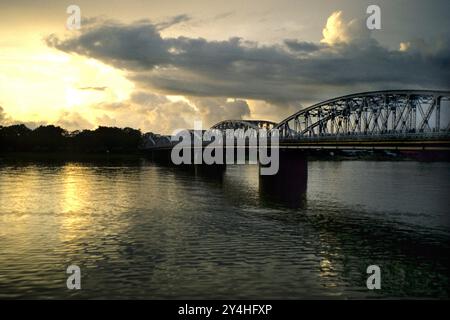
(0, 0, 449, 134)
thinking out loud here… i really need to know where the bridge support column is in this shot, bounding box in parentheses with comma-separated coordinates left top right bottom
(259, 149, 307, 207)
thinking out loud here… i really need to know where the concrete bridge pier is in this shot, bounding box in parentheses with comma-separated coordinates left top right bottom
(259, 149, 307, 207)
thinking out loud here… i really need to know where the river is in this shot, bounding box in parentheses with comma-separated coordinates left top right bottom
(0, 159, 448, 299)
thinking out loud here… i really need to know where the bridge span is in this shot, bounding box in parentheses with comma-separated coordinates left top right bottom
(274, 90, 450, 151)
(144, 90, 450, 151)
(144, 90, 450, 205)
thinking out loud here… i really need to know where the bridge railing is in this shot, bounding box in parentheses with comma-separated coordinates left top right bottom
(278, 131, 450, 142)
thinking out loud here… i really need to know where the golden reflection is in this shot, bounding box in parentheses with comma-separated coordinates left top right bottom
(59, 165, 93, 242)
(318, 257, 339, 289)
(319, 258, 335, 277)
(317, 231, 343, 291)
(61, 165, 86, 214)
(57, 164, 132, 245)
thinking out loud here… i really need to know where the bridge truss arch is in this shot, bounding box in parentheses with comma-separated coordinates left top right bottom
(211, 120, 277, 131)
(210, 120, 278, 140)
(274, 90, 450, 139)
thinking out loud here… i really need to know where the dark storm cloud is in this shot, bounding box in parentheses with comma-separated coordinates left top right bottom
(46, 19, 450, 104)
(284, 40, 322, 52)
(46, 20, 168, 70)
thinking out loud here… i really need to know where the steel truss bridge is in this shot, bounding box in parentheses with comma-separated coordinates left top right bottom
(273, 90, 450, 150)
(211, 120, 277, 131)
(209, 90, 450, 150)
(144, 90, 450, 151)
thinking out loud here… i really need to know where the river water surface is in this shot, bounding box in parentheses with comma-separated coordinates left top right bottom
(0, 159, 449, 299)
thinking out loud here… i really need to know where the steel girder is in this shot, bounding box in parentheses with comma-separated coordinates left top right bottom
(211, 120, 277, 131)
(274, 90, 450, 139)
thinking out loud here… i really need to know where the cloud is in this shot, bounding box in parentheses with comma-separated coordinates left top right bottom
(284, 40, 322, 53)
(91, 91, 197, 133)
(46, 11, 450, 116)
(95, 113, 117, 127)
(187, 97, 250, 127)
(93, 101, 130, 111)
(78, 86, 108, 91)
(320, 11, 370, 45)
(90, 91, 252, 133)
(398, 37, 450, 58)
(247, 100, 299, 123)
(0, 106, 47, 129)
(212, 11, 235, 21)
(46, 19, 169, 70)
(55, 111, 94, 131)
(155, 14, 191, 31)
(3, 9, 447, 134)
(0, 106, 9, 125)
(0, 106, 15, 129)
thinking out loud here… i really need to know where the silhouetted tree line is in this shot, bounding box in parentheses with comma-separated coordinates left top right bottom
(0, 124, 143, 153)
